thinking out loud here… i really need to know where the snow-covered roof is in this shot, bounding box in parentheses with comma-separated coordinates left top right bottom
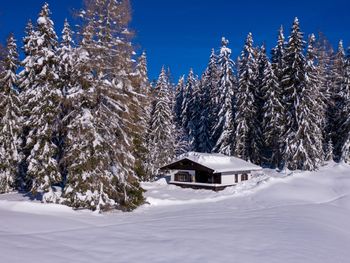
(167, 152, 262, 173)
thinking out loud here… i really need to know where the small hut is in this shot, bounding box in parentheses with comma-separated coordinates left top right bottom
(160, 152, 262, 190)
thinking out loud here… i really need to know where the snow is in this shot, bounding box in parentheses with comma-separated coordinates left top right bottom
(168, 151, 262, 173)
(1, 162, 350, 263)
(37, 16, 47, 25)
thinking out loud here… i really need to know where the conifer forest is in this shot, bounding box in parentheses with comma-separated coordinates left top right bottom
(0, 0, 349, 212)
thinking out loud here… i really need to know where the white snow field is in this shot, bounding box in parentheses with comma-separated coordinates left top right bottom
(1, 162, 350, 263)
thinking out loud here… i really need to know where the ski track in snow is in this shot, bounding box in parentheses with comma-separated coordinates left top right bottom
(1, 162, 350, 263)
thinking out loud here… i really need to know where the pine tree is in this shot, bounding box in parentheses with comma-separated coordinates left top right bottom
(62, 0, 144, 211)
(261, 59, 284, 167)
(251, 45, 268, 164)
(294, 34, 324, 169)
(340, 48, 350, 163)
(18, 20, 37, 110)
(325, 139, 334, 162)
(212, 38, 235, 155)
(281, 18, 306, 169)
(174, 75, 185, 127)
(146, 67, 176, 177)
(315, 33, 334, 146)
(0, 34, 21, 193)
(58, 19, 75, 96)
(20, 3, 62, 201)
(282, 20, 324, 170)
(196, 73, 213, 153)
(271, 26, 286, 84)
(132, 51, 152, 181)
(188, 76, 202, 151)
(331, 41, 346, 158)
(234, 33, 257, 160)
(181, 68, 197, 150)
(136, 52, 150, 94)
(204, 49, 220, 138)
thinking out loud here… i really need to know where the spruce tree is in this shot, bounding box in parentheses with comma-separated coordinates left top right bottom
(212, 38, 235, 155)
(271, 26, 286, 84)
(196, 73, 213, 153)
(181, 69, 196, 139)
(251, 45, 268, 164)
(204, 49, 220, 140)
(173, 76, 190, 155)
(62, 0, 144, 211)
(282, 20, 324, 170)
(331, 41, 346, 158)
(132, 51, 152, 181)
(234, 33, 257, 160)
(58, 19, 75, 96)
(261, 59, 284, 167)
(325, 139, 334, 162)
(293, 34, 324, 169)
(280, 18, 306, 169)
(174, 75, 185, 127)
(0, 34, 21, 193)
(315, 33, 334, 146)
(21, 3, 62, 201)
(340, 48, 350, 162)
(146, 68, 176, 177)
(136, 52, 150, 94)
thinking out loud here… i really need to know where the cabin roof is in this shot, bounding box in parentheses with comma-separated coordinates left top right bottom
(163, 152, 262, 173)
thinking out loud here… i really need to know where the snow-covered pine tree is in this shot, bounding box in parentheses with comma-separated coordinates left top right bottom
(62, 0, 144, 211)
(17, 20, 37, 188)
(136, 52, 150, 94)
(261, 58, 284, 167)
(18, 20, 36, 113)
(146, 67, 176, 177)
(174, 75, 185, 128)
(280, 18, 306, 169)
(56, 19, 76, 186)
(332, 41, 348, 159)
(0, 44, 6, 72)
(234, 33, 257, 160)
(204, 49, 220, 138)
(58, 19, 75, 96)
(20, 3, 62, 201)
(295, 34, 325, 169)
(282, 20, 324, 170)
(325, 139, 334, 162)
(212, 38, 235, 155)
(0, 34, 21, 194)
(251, 45, 268, 164)
(188, 74, 202, 151)
(196, 73, 213, 153)
(181, 68, 197, 149)
(173, 75, 191, 155)
(132, 51, 152, 180)
(271, 26, 286, 83)
(340, 47, 350, 163)
(314, 33, 334, 146)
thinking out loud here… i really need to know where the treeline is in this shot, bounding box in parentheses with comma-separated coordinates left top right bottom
(147, 18, 350, 174)
(0, 0, 150, 211)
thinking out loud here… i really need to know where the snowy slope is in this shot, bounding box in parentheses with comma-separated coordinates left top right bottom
(1, 162, 350, 263)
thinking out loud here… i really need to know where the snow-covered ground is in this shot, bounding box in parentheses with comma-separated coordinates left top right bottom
(1, 162, 350, 263)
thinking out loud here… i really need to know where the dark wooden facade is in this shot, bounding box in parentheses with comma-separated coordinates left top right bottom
(161, 158, 222, 185)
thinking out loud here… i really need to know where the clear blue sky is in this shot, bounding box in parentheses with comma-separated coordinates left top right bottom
(0, 0, 349, 81)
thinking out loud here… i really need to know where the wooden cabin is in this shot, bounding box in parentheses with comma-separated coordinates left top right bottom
(160, 152, 262, 191)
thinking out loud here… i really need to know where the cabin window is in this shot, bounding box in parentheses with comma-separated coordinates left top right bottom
(241, 173, 249, 181)
(174, 172, 192, 182)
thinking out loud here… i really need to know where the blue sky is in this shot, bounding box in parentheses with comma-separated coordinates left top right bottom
(0, 0, 349, 81)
